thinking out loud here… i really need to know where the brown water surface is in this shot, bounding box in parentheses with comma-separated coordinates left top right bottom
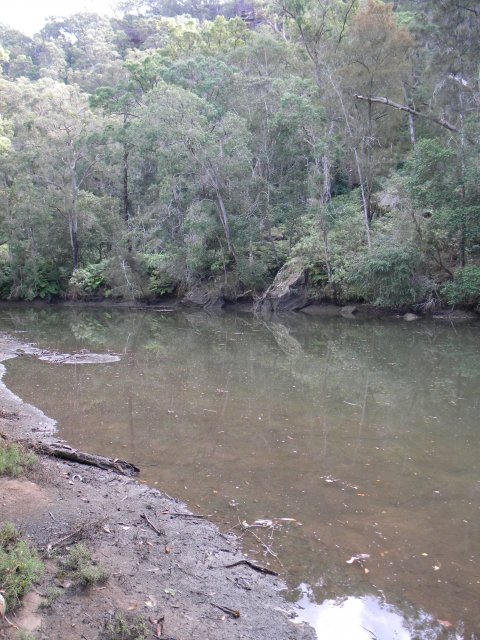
(1, 306, 479, 639)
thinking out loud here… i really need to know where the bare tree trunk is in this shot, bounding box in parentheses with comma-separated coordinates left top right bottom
(326, 69, 372, 248)
(215, 189, 237, 263)
(123, 146, 132, 253)
(70, 164, 79, 272)
(404, 85, 417, 147)
(319, 154, 334, 286)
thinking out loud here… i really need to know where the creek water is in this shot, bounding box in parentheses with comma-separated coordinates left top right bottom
(0, 306, 479, 639)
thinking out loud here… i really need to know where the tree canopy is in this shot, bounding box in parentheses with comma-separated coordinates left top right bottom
(0, 0, 479, 307)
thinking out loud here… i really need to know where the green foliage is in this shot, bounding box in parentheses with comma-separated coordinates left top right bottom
(0, 523, 44, 612)
(140, 253, 177, 296)
(441, 266, 480, 308)
(59, 543, 109, 589)
(0, 442, 37, 477)
(0, 3, 479, 308)
(343, 241, 426, 307)
(69, 261, 109, 298)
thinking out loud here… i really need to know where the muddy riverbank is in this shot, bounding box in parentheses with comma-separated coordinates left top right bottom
(0, 333, 314, 640)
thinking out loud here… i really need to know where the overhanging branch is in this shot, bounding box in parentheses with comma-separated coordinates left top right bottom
(354, 95, 459, 133)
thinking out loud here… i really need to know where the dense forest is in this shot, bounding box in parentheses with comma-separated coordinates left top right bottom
(0, 0, 479, 309)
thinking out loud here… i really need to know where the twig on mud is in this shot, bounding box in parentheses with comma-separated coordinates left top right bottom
(167, 512, 206, 519)
(140, 513, 165, 537)
(244, 527, 283, 567)
(210, 602, 241, 618)
(42, 521, 102, 554)
(224, 560, 279, 576)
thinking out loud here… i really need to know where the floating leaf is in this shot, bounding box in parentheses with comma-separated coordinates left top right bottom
(438, 619, 453, 629)
(346, 553, 370, 564)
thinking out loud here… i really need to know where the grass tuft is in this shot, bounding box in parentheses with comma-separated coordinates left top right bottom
(59, 543, 109, 589)
(0, 523, 43, 612)
(0, 442, 37, 477)
(102, 612, 150, 640)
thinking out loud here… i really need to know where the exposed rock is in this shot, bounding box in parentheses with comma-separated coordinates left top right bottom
(255, 258, 308, 314)
(300, 304, 340, 317)
(340, 305, 358, 318)
(183, 284, 225, 308)
(403, 313, 420, 322)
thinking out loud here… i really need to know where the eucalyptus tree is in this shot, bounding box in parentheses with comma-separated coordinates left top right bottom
(0, 77, 114, 275)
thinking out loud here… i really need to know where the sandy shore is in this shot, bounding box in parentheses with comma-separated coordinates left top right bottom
(0, 332, 314, 640)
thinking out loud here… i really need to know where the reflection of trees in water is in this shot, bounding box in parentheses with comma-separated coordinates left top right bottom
(2, 307, 480, 635)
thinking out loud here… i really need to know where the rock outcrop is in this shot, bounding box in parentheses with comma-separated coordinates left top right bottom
(254, 258, 308, 314)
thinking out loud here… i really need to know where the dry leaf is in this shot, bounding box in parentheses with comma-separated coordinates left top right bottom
(144, 595, 157, 608)
(164, 587, 176, 597)
(0, 593, 5, 617)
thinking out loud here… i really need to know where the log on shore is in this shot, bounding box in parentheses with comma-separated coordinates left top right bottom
(19, 438, 140, 476)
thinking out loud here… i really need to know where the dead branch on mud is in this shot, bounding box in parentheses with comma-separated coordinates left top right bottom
(224, 560, 279, 576)
(1, 433, 140, 476)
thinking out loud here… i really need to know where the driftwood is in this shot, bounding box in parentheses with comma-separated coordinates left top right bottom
(26, 440, 140, 476)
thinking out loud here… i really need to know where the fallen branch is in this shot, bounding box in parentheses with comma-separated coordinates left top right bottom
(210, 603, 240, 619)
(224, 559, 279, 576)
(167, 512, 206, 519)
(24, 440, 139, 476)
(141, 513, 165, 537)
(43, 521, 102, 553)
(244, 527, 284, 568)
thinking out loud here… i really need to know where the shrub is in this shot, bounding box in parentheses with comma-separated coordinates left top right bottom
(343, 242, 426, 307)
(68, 261, 108, 297)
(441, 265, 480, 307)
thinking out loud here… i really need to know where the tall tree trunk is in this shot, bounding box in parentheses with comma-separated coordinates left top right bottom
(326, 69, 372, 248)
(403, 85, 417, 147)
(70, 220, 79, 272)
(123, 145, 132, 253)
(70, 162, 79, 272)
(215, 189, 237, 263)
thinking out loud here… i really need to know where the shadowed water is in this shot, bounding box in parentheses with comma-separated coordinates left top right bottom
(0, 306, 479, 639)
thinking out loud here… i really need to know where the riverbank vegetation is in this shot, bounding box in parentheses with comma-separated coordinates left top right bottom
(0, 0, 479, 309)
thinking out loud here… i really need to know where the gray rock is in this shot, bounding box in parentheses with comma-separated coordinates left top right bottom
(184, 285, 225, 308)
(255, 258, 307, 314)
(340, 305, 358, 317)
